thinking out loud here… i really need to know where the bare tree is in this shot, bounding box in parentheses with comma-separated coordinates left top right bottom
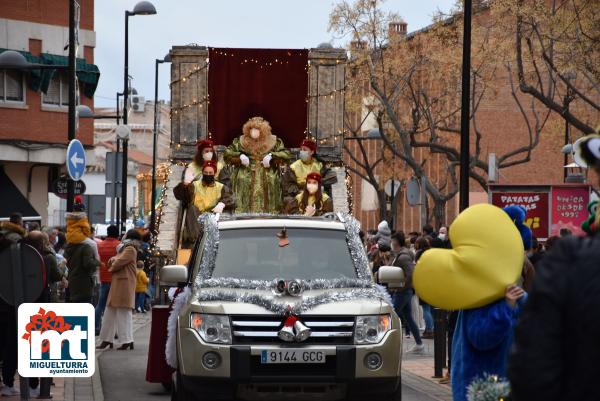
(331, 0, 551, 226)
(506, 0, 599, 134)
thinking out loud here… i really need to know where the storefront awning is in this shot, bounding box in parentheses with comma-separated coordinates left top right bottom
(0, 48, 100, 98)
(0, 166, 41, 221)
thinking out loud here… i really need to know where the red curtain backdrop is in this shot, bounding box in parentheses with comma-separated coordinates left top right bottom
(208, 48, 309, 148)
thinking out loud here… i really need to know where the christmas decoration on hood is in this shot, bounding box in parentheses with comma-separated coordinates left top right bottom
(413, 204, 524, 310)
(278, 312, 311, 342)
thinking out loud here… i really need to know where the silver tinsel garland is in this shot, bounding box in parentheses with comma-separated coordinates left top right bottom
(342, 213, 372, 281)
(194, 213, 220, 282)
(199, 277, 374, 291)
(187, 212, 389, 315)
(196, 287, 389, 315)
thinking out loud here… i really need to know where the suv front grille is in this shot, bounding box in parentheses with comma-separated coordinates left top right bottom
(231, 315, 355, 345)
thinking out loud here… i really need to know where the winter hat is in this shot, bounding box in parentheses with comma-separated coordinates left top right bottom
(376, 220, 392, 249)
(73, 195, 85, 212)
(377, 238, 391, 253)
(502, 205, 532, 250)
(301, 139, 317, 153)
(377, 220, 392, 238)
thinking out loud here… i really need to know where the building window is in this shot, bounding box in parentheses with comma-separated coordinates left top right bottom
(0, 70, 25, 103)
(42, 72, 69, 107)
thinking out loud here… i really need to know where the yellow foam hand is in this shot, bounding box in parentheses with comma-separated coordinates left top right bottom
(413, 204, 524, 310)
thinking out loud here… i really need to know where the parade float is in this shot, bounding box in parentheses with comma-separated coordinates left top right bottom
(151, 45, 351, 271)
(145, 46, 369, 393)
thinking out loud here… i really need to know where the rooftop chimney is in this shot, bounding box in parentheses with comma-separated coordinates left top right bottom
(388, 21, 408, 43)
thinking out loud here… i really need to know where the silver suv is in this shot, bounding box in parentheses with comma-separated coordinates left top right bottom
(161, 214, 404, 401)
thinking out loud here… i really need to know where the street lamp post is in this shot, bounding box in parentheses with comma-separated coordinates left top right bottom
(150, 53, 172, 234)
(562, 72, 576, 183)
(121, 1, 157, 234)
(459, 0, 472, 212)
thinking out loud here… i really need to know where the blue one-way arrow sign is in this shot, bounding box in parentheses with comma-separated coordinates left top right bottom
(66, 139, 86, 181)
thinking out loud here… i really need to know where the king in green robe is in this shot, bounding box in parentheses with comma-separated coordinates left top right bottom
(224, 117, 292, 213)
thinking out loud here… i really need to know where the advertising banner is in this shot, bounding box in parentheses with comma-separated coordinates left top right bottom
(491, 192, 550, 239)
(550, 186, 590, 236)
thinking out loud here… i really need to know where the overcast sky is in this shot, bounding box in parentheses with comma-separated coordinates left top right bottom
(93, 0, 455, 107)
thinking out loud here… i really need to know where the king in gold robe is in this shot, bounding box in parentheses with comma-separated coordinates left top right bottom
(224, 117, 292, 213)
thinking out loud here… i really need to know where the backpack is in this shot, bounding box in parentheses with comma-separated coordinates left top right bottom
(391, 249, 415, 290)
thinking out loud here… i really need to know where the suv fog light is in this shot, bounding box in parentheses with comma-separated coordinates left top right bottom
(364, 352, 383, 370)
(202, 352, 222, 369)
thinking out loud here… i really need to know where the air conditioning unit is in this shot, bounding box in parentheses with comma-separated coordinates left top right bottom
(131, 95, 145, 112)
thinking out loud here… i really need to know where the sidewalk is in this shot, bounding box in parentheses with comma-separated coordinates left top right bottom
(5, 314, 449, 401)
(4, 312, 151, 401)
(401, 335, 453, 401)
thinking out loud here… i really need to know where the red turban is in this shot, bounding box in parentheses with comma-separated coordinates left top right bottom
(197, 139, 214, 152)
(301, 139, 317, 153)
(202, 160, 217, 173)
(306, 171, 322, 184)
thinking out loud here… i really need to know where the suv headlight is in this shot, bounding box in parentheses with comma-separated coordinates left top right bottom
(354, 314, 391, 345)
(190, 313, 232, 344)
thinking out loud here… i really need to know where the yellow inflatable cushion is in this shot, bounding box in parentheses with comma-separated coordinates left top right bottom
(413, 204, 524, 310)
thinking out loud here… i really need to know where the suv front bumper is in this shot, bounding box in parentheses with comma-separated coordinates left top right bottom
(177, 327, 402, 380)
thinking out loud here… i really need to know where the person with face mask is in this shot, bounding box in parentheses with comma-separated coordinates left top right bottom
(284, 172, 333, 216)
(174, 161, 235, 215)
(223, 117, 292, 213)
(284, 139, 338, 198)
(183, 139, 224, 184)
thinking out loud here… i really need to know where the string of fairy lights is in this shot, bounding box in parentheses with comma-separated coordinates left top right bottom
(151, 50, 353, 259)
(167, 51, 348, 116)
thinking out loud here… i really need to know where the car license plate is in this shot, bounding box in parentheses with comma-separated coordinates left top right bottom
(260, 349, 326, 364)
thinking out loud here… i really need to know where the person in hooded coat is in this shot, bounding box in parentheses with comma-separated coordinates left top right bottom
(63, 197, 100, 303)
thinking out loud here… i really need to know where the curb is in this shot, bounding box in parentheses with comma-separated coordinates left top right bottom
(92, 315, 152, 401)
(402, 369, 453, 401)
(64, 352, 103, 401)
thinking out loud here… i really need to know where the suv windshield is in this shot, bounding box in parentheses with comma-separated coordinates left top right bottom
(209, 228, 357, 280)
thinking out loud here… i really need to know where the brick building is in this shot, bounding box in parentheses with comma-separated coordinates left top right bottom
(344, 9, 599, 233)
(0, 0, 99, 224)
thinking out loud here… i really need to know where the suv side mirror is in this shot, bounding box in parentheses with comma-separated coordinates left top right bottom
(378, 265, 405, 288)
(159, 264, 188, 286)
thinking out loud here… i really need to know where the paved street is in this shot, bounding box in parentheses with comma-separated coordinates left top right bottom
(96, 314, 451, 401)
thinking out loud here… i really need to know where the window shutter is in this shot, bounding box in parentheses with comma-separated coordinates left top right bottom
(44, 74, 61, 105)
(61, 75, 69, 106)
(5, 70, 23, 101)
